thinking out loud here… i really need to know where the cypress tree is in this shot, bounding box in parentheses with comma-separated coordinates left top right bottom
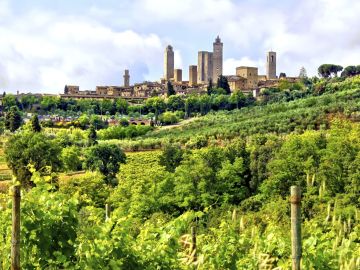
(88, 124, 98, 146)
(167, 81, 176, 97)
(5, 106, 22, 132)
(30, 114, 41, 132)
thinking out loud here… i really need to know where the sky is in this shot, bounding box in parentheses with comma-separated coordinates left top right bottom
(0, 0, 359, 94)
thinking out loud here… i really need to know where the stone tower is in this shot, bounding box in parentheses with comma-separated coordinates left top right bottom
(212, 35, 223, 82)
(164, 45, 174, 80)
(174, 69, 182, 82)
(189, 65, 197, 86)
(198, 51, 213, 83)
(123, 69, 130, 87)
(266, 51, 277, 79)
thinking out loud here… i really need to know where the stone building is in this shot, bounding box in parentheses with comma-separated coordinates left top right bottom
(198, 51, 213, 84)
(226, 76, 247, 92)
(64, 85, 79, 95)
(212, 35, 223, 82)
(236, 66, 259, 89)
(164, 45, 174, 80)
(174, 69, 182, 82)
(266, 51, 277, 79)
(189, 65, 198, 86)
(134, 82, 164, 97)
(123, 69, 130, 87)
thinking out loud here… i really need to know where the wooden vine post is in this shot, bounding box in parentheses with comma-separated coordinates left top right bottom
(191, 226, 197, 262)
(105, 203, 111, 220)
(11, 184, 21, 270)
(290, 186, 302, 270)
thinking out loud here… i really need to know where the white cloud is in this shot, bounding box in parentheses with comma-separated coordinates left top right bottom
(174, 50, 183, 69)
(0, 9, 164, 93)
(1, 0, 360, 92)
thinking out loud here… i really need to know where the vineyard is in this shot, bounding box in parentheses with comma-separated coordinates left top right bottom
(0, 76, 359, 269)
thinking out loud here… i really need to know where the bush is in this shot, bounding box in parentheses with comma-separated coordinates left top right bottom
(158, 112, 179, 125)
(61, 146, 83, 172)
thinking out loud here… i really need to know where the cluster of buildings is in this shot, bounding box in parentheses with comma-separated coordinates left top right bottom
(61, 36, 293, 100)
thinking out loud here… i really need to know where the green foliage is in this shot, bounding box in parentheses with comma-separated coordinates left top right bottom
(217, 75, 231, 94)
(158, 111, 179, 125)
(5, 106, 22, 132)
(2, 94, 17, 111)
(59, 172, 110, 207)
(318, 64, 343, 78)
(1, 76, 360, 269)
(84, 143, 126, 186)
(61, 146, 82, 172)
(207, 78, 213, 95)
(167, 95, 184, 112)
(0, 172, 78, 269)
(119, 118, 129, 126)
(4, 132, 62, 185)
(40, 96, 60, 111)
(30, 113, 41, 132)
(87, 124, 97, 146)
(166, 80, 176, 97)
(159, 143, 184, 172)
(97, 124, 152, 140)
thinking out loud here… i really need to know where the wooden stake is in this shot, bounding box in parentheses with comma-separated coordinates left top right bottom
(11, 185, 21, 270)
(105, 203, 111, 220)
(290, 186, 302, 270)
(191, 226, 197, 262)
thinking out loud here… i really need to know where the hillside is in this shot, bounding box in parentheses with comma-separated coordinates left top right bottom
(0, 76, 359, 269)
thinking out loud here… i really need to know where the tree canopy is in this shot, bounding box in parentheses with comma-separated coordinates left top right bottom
(84, 143, 126, 186)
(4, 132, 62, 186)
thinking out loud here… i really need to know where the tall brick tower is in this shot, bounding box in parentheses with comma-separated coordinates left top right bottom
(123, 69, 130, 87)
(266, 51, 277, 79)
(164, 45, 174, 80)
(212, 35, 223, 81)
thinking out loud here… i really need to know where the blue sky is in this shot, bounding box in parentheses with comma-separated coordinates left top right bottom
(0, 0, 359, 93)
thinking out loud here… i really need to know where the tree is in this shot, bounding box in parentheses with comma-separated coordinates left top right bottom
(30, 114, 41, 132)
(207, 78, 213, 95)
(216, 75, 231, 94)
(167, 81, 176, 97)
(88, 124, 97, 146)
(61, 146, 82, 172)
(279, 72, 286, 78)
(145, 97, 166, 122)
(114, 98, 129, 114)
(318, 64, 343, 78)
(84, 144, 126, 186)
(5, 106, 22, 132)
(40, 96, 60, 112)
(299, 67, 307, 78)
(167, 95, 185, 112)
(4, 132, 62, 186)
(159, 143, 184, 172)
(2, 94, 17, 111)
(229, 90, 246, 109)
(318, 64, 331, 78)
(341, 65, 360, 77)
(158, 112, 179, 125)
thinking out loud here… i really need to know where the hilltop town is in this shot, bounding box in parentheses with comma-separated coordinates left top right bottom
(60, 36, 298, 101)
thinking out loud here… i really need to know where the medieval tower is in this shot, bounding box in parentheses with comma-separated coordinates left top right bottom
(266, 51, 277, 79)
(123, 69, 130, 87)
(198, 51, 213, 83)
(212, 35, 223, 81)
(164, 45, 174, 80)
